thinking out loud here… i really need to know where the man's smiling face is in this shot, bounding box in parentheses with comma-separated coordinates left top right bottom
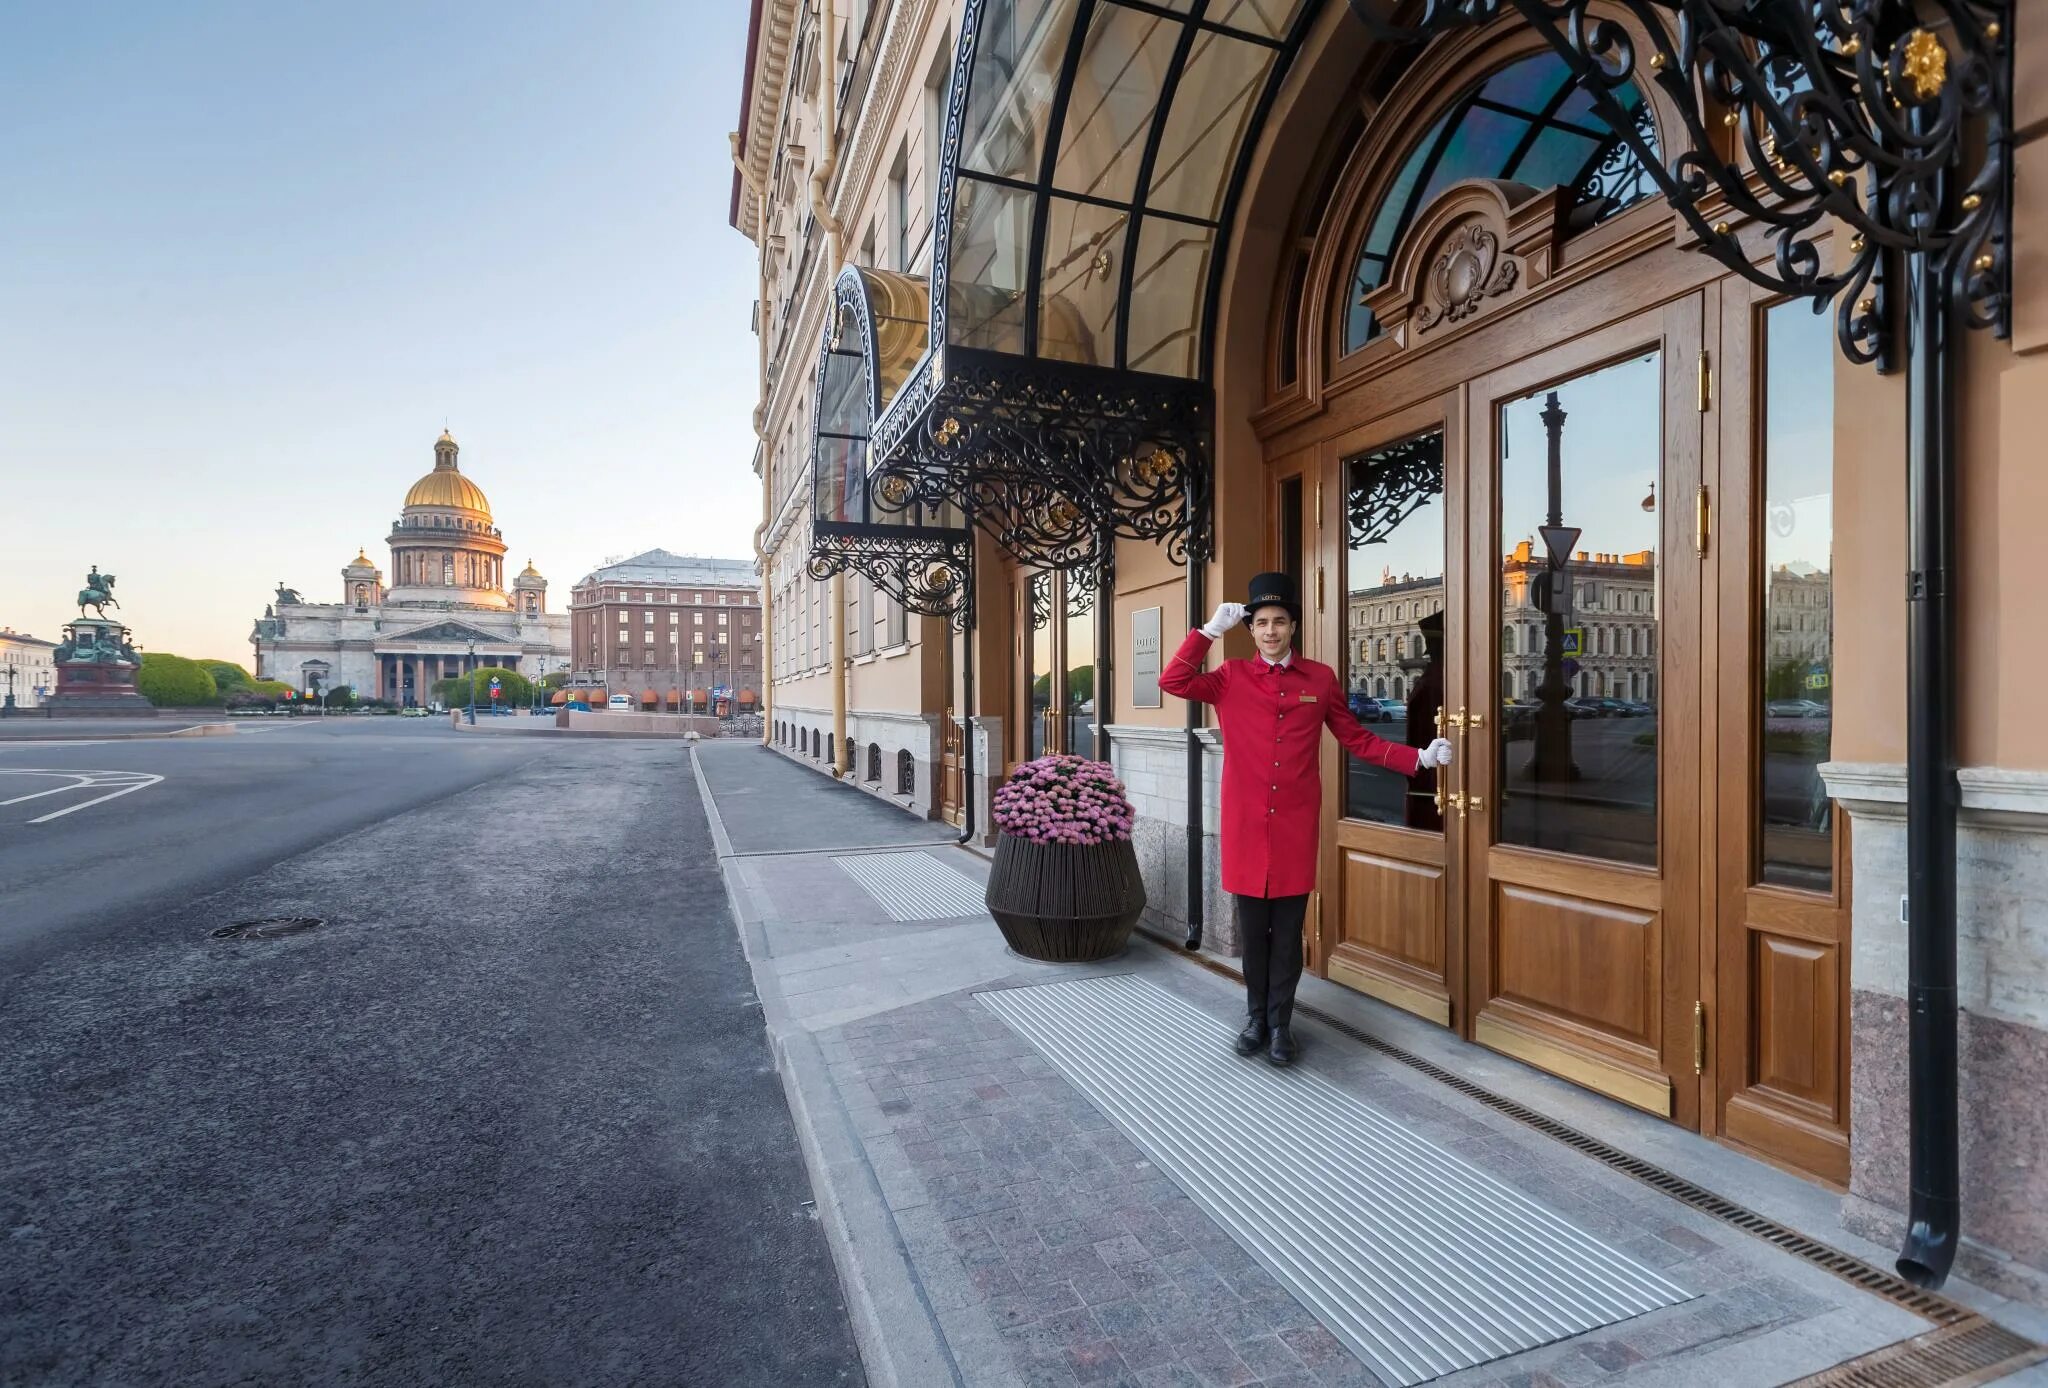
(1249, 606, 1295, 661)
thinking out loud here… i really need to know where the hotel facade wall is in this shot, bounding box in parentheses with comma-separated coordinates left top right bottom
(736, 0, 2048, 1288)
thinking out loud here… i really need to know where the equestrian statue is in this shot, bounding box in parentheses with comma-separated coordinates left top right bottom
(77, 566, 119, 618)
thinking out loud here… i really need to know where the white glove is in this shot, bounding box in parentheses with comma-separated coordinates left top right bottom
(1416, 737, 1454, 769)
(1200, 601, 1247, 638)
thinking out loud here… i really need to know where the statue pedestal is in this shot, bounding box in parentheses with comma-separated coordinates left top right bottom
(46, 617, 156, 717)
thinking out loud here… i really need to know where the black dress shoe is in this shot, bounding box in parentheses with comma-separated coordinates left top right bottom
(1266, 1026, 1297, 1067)
(1234, 1019, 1269, 1056)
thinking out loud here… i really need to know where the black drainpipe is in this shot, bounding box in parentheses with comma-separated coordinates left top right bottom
(1896, 153, 1961, 1288)
(1184, 555, 1206, 951)
(957, 519, 978, 846)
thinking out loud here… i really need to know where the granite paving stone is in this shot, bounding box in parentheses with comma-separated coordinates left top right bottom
(806, 979, 1945, 1388)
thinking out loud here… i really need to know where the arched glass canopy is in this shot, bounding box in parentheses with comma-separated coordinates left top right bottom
(870, 0, 1320, 568)
(808, 266, 976, 624)
(1344, 49, 1657, 352)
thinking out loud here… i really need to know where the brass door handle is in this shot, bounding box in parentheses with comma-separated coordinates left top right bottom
(1467, 794, 1485, 814)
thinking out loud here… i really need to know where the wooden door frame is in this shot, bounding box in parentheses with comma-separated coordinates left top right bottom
(1461, 294, 1708, 1129)
(1709, 278, 1854, 1181)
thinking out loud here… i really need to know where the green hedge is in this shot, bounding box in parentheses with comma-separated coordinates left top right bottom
(201, 660, 254, 694)
(138, 653, 220, 707)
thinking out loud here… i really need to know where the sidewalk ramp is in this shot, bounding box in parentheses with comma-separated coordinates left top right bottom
(834, 850, 987, 922)
(978, 974, 1693, 1386)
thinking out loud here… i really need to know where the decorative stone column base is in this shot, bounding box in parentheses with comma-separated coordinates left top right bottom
(48, 661, 154, 716)
(1822, 761, 2048, 1299)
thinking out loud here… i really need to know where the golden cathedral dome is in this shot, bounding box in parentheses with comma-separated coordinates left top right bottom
(403, 468, 493, 515)
(518, 559, 543, 578)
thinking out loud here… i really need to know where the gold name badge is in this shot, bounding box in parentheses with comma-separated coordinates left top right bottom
(1299, 693, 1317, 702)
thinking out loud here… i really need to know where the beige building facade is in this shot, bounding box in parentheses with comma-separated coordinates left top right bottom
(733, 0, 2048, 1292)
(0, 627, 59, 710)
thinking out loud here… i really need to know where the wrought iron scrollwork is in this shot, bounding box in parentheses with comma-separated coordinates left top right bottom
(1348, 0, 2014, 366)
(806, 528, 976, 630)
(873, 346, 1212, 570)
(1346, 433, 1447, 547)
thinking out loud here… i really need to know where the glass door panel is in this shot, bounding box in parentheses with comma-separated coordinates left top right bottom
(1495, 352, 1662, 866)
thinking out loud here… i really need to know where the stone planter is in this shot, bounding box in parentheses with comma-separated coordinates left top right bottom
(984, 833, 1146, 962)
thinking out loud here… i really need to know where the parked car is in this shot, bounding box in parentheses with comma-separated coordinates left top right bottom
(1562, 697, 1610, 719)
(1614, 700, 1655, 717)
(1376, 699, 1408, 723)
(1348, 693, 1384, 722)
(1766, 698, 1829, 719)
(607, 694, 634, 712)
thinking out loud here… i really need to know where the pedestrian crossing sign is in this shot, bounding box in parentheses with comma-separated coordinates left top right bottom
(1562, 627, 1584, 657)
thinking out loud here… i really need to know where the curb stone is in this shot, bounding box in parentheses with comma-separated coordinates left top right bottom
(691, 746, 970, 1388)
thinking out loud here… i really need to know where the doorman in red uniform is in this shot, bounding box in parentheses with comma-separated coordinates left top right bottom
(1160, 572, 1453, 1066)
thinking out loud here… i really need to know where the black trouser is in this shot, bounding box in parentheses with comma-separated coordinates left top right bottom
(1236, 892, 1309, 1030)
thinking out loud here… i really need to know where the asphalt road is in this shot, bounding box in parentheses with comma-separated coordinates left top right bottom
(0, 720, 863, 1386)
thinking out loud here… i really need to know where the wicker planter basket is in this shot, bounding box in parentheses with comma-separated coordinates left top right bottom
(984, 833, 1147, 962)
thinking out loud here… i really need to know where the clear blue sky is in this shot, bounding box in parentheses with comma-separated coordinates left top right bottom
(1, 2, 759, 665)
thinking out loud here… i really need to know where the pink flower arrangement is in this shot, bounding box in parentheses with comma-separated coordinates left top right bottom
(992, 754, 1136, 845)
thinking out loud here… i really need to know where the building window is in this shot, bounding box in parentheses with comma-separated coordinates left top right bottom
(696, 593, 704, 604)
(717, 612, 728, 626)
(694, 632, 704, 644)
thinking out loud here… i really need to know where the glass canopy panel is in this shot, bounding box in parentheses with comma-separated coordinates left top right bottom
(1341, 51, 1662, 356)
(1039, 197, 1127, 366)
(1051, 3, 1179, 206)
(1145, 29, 1275, 222)
(960, 0, 1077, 184)
(860, 268, 932, 412)
(948, 174, 1035, 351)
(1206, 0, 1309, 41)
(814, 342, 870, 529)
(1125, 218, 1212, 377)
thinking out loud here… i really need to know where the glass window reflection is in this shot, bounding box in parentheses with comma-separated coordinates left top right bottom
(1758, 303, 1835, 891)
(1497, 353, 1662, 867)
(1343, 432, 1447, 830)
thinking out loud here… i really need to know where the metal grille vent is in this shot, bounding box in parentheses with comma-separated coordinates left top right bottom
(833, 850, 986, 922)
(1788, 1320, 2047, 1387)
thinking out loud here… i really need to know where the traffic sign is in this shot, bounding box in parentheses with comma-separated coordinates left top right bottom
(1539, 525, 1582, 566)
(1561, 627, 1584, 657)
(490, 686, 500, 699)
(1563, 658, 1581, 678)
(1805, 667, 1830, 691)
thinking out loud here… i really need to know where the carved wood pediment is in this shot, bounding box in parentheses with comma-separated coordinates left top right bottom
(1363, 179, 1567, 343)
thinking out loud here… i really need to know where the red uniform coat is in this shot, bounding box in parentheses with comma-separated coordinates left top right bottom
(1159, 628, 1421, 898)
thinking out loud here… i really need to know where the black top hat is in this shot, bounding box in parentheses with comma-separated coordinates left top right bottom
(1242, 572, 1301, 626)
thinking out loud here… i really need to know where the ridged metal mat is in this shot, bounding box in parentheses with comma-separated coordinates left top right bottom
(833, 850, 987, 922)
(978, 975, 1694, 1386)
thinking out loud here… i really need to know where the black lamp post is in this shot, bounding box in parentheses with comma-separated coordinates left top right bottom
(2, 663, 17, 717)
(465, 638, 477, 724)
(1530, 391, 1579, 786)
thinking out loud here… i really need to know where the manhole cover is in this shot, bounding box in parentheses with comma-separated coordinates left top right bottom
(210, 917, 322, 941)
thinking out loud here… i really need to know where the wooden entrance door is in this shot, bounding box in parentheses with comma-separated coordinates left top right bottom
(1462, 299, 1706, 1127)
(1319, 397, 1465, 1023)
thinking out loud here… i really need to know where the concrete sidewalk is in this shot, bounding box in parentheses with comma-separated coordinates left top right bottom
(696, 740, 2048, 1388)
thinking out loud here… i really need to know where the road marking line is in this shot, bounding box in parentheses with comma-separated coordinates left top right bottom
(0, 769, 165, 822)
(29, 775, 163, 822)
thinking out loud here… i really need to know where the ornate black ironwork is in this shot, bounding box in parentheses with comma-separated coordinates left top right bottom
(1346, 432, 1447, 547)
(1348, 0, 2014, 367)
(806, 529, 976, 630)
(1578, 99, 1657, 216)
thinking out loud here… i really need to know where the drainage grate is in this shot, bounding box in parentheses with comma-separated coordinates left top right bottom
(1139, 927, 1980, 1330)
(210, 917, 322, 941)
(832, 850, 986, 922)
(1787, 1320, 2048, 1387)
(979, 975, 1693, 1388)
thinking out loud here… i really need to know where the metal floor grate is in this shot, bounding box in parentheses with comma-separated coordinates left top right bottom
(1788, 1320, 2048, 1386)
(978, 975, 1693, 1387)
(833, 850, 987, 922)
